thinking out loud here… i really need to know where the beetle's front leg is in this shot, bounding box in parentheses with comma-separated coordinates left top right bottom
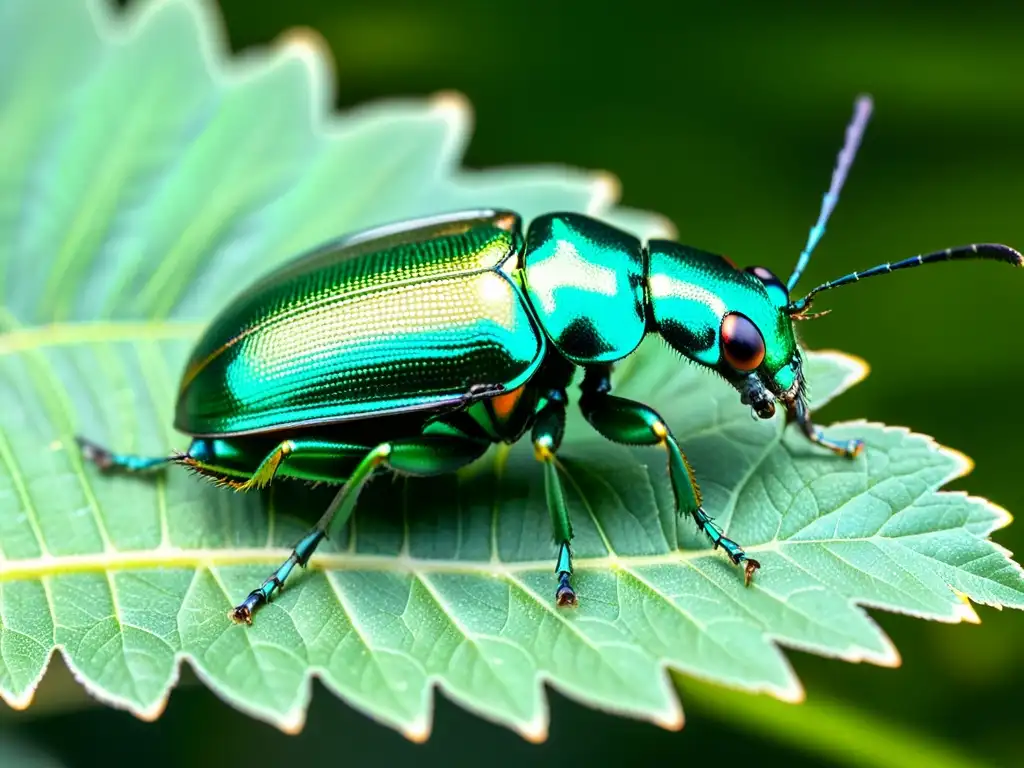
(786, 396, 864, 459)
(578, 366, 760, 584)
(230, 432, 490, 624)
(530, 388, 578, 607)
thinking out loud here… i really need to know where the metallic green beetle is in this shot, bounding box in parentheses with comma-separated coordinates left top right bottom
(78, 96, 1022, 624)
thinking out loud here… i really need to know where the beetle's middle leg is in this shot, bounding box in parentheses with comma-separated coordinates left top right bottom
(578, 365, 760, 584)
(530, 388, 579, 607)
(230, 431, 490, 624)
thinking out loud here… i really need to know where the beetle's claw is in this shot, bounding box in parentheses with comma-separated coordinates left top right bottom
(555, 572, 578, 607)
(229, 591, 264, 624)
(743, 558, 761, 586)
(76, 436, 114, 470)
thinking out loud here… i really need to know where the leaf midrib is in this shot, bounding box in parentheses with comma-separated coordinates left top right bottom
(0, 534, 972, 582)
(0, 320, 204, 354)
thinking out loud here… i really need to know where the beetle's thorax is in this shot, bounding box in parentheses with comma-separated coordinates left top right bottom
(520, 213, 647, 366)
(516, 213, 805, 420)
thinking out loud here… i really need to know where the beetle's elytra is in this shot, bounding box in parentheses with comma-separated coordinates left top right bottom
(77, 96, 1022, 624)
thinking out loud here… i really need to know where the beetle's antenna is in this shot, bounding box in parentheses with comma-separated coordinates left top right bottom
(786, 243, 1024, 316)
(786, 95, 874, 293)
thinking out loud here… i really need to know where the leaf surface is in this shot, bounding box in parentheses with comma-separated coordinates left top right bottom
(0, 0, 1021, 741)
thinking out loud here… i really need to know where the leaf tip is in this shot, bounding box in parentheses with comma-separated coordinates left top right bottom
(954, 492, 1015, 533)
(951, 590, 982, 624)
(1, 688, 37, 711)
(135, 698, 169, 722)
(429, 90, 473, 131)
(652, 704, 685, 732)
(651, 213, 679, 240)
(989, 501, 1015, 529)
(429, 89, 471, 115)
(872, 634, 903, 668)
(586, 171, 623, 214)
(776, 678, 806, 704)
(402, 717, 432, 743)
(273, 25, 332, 73)
(277, 707, 308, 735)
(428, 90, 474, 164)
(810, 349, 871, 389)
(937, 444, 976, 481)
(517, 715, 550, 743)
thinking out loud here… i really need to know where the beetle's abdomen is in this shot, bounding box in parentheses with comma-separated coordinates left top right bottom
(522, 213, 646, 364)
(175, 215, 544, 436)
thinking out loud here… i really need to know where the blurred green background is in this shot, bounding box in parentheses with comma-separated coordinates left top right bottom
(5, 0, 1023, 765)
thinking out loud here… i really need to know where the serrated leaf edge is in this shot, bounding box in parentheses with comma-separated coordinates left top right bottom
(5, 415, 1018, 741)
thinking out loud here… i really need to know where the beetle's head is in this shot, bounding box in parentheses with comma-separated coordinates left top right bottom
(722, 265, 809, 423)
(649, 233, 1023, 431)
(646, 245, 808, 424)
(649, 93, 1023, 431)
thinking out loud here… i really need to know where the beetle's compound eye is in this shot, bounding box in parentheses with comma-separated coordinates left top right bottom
(721, 312, 766, 372)
(745, 265, 789, 302)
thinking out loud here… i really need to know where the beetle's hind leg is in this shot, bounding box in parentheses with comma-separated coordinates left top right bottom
(578, 366, 760, 584)
(76, 436, 177, 474)
(230, 431, 490, 624)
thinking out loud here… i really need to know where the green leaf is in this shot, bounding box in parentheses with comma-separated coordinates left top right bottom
(1, 0, 1022, 744)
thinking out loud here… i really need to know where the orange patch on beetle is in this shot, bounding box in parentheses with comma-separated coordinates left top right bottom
(493, 212, 520, 232)
(490, 384, 526, 423)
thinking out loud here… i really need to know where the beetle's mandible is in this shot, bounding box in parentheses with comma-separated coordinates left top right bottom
(77, 95, 1023, 624)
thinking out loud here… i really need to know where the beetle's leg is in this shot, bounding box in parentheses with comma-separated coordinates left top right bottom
(76, 436, 175, 473)
(230, 445, 385, 624)
(530, 389, 578, 607)
(578, 366, 760, 585)
(230, 432, 490, 624)
(234, 440, 298, 491)
(787, 397, 864, 459)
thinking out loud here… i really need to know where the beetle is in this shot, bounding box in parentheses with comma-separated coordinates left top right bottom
(77, 95, 1022, 624)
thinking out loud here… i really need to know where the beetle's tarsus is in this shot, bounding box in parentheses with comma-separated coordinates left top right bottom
(230, 591, 265, 625)
(555, 572, 577, 607)
(743, 558, 761, 586)
(812, 432, 865, 459)
(788, 400, 866, 460)
(75, 435, 174, 474)
(76, 436, 114, 470)
(691, 507, 760, 582)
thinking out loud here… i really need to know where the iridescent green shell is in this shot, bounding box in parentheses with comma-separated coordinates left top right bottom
(521, 213, 646, 364)
(174, 210, 545, 436)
